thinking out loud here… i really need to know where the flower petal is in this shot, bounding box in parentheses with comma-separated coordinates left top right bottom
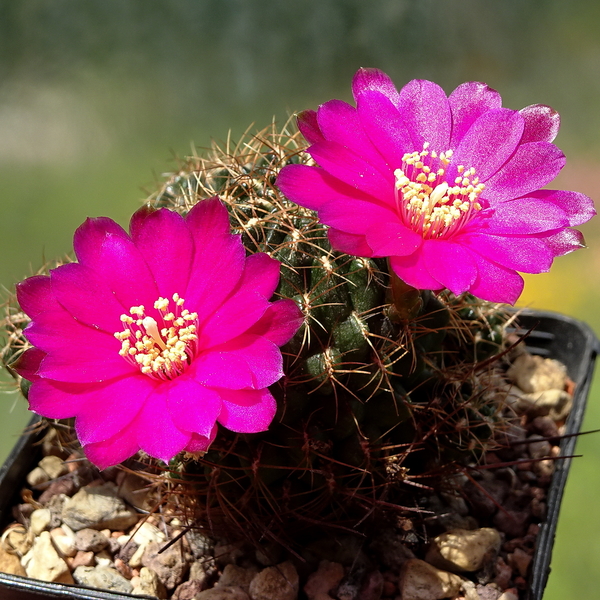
(184, 200, 246, 317)
(484, 142, 566, 202)
(389, 252, 443, 291)
(247, 299, 304, 346)
(73, 217, 130, 266)
(135, 390, 192, 463)
(184, 427, 218, 453)
(328, 229, 374, 256)
(83, 421, 142, 470)
(129, 206, 194, 300)
(167, 378, 222, 438)
(239, 253, 281, 299)
(308, 141, 395, 200)
(297, 109, 325, 144)
(449, 108, 524, 183)
(318, 198, 397, 234)
(194, 334, 283, 390)
(50, 263, 127, 331)
(422, 240, 478, 295)
(459, 232, 554, 273)
(24, 305, 117, 353)
(526, 189, 596, 227)
(543, 228, 586, 256)
(465, 251, 524, 304)
(365, 220, 422, 257)
(519, 104, 560, 143)
(16, 275, 57, 318)
(11, 348, 45, 381)
(449, 82, 502, 148)
(356, 90, 415, 167)
(217, 388, 277, 433)
(37, 342, 135, 383)
(277, 164, 377, 212)
(397, 79, 452, 150)
(317, 99, 391, 171)
(76, 231, 160, 311)
(480, 198, 570, 235)
(352, 68, 401, 106)
(74, 375, 155, 444)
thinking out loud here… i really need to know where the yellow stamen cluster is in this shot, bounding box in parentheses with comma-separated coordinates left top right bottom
(394, 144, 485, 239)
(114, 293, 199, 380)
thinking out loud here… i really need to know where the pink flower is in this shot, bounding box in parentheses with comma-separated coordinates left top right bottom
(14, 198, 303, 469)
(277, 68, 595, 304)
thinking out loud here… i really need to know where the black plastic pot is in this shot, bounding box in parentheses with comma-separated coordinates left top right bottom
(0, 309, 597, 600)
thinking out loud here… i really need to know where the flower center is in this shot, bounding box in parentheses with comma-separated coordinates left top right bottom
(114, 293, 199, 380)
(394, 143, 485, 239)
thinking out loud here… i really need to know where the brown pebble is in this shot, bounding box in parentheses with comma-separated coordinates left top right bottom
(38, 478, 76, 504)
(114, 557, 133, 579)
(493, 556, 512, 589)
(70, 550, 95, 569)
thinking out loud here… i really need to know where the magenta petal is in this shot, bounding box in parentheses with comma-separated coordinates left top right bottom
(83, 421, 141, 470)
(422, 240, 478, 295)
(25, 307, 118, 353)
(277, 164, 378, 212)
(328, 229, 374, 256)
(95, 234, 160, 310)
(239, 253, 280, 298)
(185, 196, 231, 237)
(484, 142, 566, 202)
(217, 388, 277, 434)
(357, 90, 415, 166)
(526, 190, 596, 227)
(543, 229, 586, 256)
(466, 251, 524, 304)
(352, 68, 401, 106)
(397, 79, 452, 151)
(319, 198, 397, 234)
(74, 375, 154, 444)
(449, 82, 502, 148)
(184, 426, 218, 453)
(184, 202, 246, 318)
(16, 276, 57, 318)
(519, 104, 560, 143)
(192, 349, 255, 390)
(37, 343, 136, 383)
(129, 207, 194, 299)
(136, 390, 191, 463)
(318, 99, 393, 172)
(389, 253, 442, 291)
(482, 198, 569, 235)
(195, 334, 283, 390)
(459, 232, 553, 273)
(247, 300, 304, 346)
(449, 109, 524, 183)
(27, 379, 91, 419)
(198, 289, 269, 349)
(11, 348, 45, 381)
(73, 217, 129, 267)
(167, 378, 222, 438)
(365, 221, 422, 257)
(308, 141, 394, 200)
(297, 110, 325, 144)
(50, 263, 126, 331)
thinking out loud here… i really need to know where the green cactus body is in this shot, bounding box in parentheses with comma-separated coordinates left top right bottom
(145, 123, 512, 542)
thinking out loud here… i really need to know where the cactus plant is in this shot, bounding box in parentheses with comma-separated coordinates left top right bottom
(133, 120, 516, 544)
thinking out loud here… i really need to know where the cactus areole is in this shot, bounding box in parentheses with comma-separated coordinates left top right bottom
(13, 199, 303, 469)
(277, 68, 595, 304)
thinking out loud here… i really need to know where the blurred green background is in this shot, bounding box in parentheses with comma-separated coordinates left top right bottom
(0, 1, 598, 597)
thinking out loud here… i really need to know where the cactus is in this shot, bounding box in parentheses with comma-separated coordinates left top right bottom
(134, 120, 513, 544)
